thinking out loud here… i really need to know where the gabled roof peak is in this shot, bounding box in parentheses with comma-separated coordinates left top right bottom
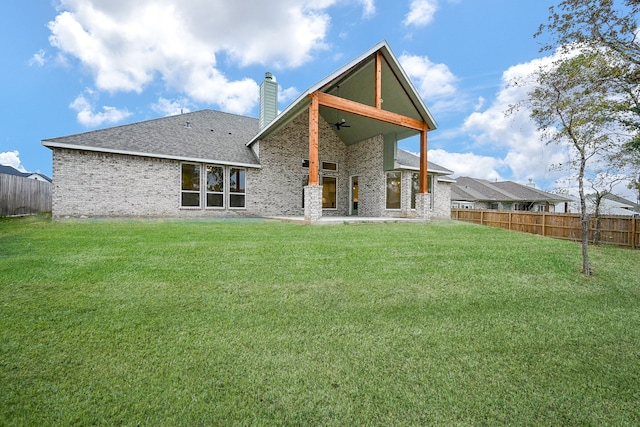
(248, 40, 437, 146)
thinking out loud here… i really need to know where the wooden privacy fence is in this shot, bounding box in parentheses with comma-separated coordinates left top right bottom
(0, 174, 52, 216)
(451, 209, 640, 249)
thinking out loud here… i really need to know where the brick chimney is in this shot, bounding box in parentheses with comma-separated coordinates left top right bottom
(259, 72, 278, 130)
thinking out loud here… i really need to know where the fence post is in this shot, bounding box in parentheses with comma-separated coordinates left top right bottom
(542, 212, 546, 237)
(632, 215, 637, 249)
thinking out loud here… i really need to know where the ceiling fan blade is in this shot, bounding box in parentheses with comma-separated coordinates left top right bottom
(333, 118, 350, 129)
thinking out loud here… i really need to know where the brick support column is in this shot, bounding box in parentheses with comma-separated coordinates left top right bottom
(304, 185, 323, 222)
(415, 193, 431, 221)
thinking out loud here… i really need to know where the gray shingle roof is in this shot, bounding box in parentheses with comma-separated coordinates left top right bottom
(601, 192, 640, 209)
(0, 165, 27, 177)
(450, 183, 487, 201)
(42, 110, 260, 167)
(0, 165, 52, 182)
(492, 181, 571, 202)
(396, 149, 453, 175)
(452, 176, 571, 203)
(453, 177, 518, 201)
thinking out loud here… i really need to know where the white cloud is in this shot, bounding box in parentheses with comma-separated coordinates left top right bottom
(432, 47, 636, 194)
(359, 0, 376, 17)
(460, 54, 571, 182)
(47, 0, 340, 114)
(278, 86, 300, 105)
(70, 92, 132, 127)
(29, 49, 47, 67)
(151, 97, 191, 117)
(428, 149, 505, 181)
(399, 53, 460, 112)
(404, 0, 438, 27)
(0, 151, 27, 172)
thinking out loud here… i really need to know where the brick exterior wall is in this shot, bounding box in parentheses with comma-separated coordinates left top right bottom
(51, 112, 452, 219)
(432, 179, 452, 219)
(346, 134, 386, 217)
(52, 149, 258, 218)
(248, 112, 348, 217)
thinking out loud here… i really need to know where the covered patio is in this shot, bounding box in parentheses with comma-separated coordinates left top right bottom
(248, 41, 438, 222)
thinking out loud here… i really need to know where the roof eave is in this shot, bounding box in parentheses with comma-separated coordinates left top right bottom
(396, 164, 454, 175)
(437, 176, 456, 183)
(42, 141, 262, 169)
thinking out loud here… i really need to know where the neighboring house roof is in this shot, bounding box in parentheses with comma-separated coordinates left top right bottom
(25, 173, 53, 183)
(603, 193, 640, 209)
(452, 176, 570, 204)
(450, 182, 487, 201)
(588, 193, 640, 215)
(452, 177, 519, 202)
(396, 148, 453, 175)
(42, 110, 261, 168)
(248, 40, 437, 147)
(492, 181, 570, 203)
(0, 165, 52, 182)
(0, 165, 26, 177)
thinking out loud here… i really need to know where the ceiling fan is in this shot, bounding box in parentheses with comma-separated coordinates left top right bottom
(331, 85, 351, 130)
(333, 118, 351, 130)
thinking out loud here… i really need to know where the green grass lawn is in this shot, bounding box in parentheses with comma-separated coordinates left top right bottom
(1, 217, 639, 426)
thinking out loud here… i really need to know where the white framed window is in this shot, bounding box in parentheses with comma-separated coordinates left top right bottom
(322, 176, 337, 209)
(181, 163, 247, 210)
(229, 167, 246, 208)
(181, 163, 201, 207)
(322, 161, 337, 171)
(302, 174, 309, 208)
(302, 159, 338, 171)
(386, 172, 401, 210)
(206, 165, 224, 208)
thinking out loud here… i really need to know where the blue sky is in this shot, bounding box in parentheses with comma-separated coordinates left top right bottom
(6, 0, 631, 196)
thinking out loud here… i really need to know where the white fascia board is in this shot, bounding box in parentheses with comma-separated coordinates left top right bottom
(396, 163, 455, 175)
(437, 176, 457, 183)
(42, 141, 262, 169)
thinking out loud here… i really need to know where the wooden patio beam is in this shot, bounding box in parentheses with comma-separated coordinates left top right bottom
(375, 51, 382, 109)
(419, 125, 428, 193)
(315, 92, 426, 132)
(308, 92, 319, 186)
